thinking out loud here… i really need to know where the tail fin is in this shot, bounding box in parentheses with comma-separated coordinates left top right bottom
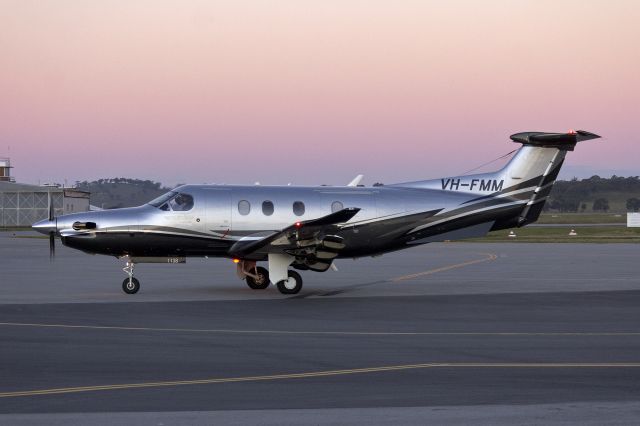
(499, 130, 600, 225)
(392, 130, 601, 225)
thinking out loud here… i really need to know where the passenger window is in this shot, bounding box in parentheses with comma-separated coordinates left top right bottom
(262, 200, 274, 216)
(238, 200, 251, 215)
(168, 193, 194, 211)
(331, 201, 343, 213)
(293, 201, 305, 216)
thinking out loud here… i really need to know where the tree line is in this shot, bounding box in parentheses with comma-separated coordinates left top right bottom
(547, 175, 640, 213)
(75, 178, 171, 209)
(74, 175, 640, 212)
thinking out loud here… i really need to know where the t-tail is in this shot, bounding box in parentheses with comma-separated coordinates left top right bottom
(392, 130, 601, 227)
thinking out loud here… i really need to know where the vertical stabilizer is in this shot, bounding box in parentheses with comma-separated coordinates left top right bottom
(391, 130, 600, 225)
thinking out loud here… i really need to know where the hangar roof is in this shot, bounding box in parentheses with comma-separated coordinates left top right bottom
(0, 181, 89, 197)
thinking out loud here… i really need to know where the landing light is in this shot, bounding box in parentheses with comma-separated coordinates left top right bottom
(233, 258, 240, 264)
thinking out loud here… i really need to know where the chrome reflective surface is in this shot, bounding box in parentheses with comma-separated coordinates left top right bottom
(32, 133, 598, 265)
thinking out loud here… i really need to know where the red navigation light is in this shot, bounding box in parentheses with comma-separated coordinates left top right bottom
(295, 222, 302, 228)
(568, 129, 577, 134)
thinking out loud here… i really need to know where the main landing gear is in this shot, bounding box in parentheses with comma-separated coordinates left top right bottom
(237, 258, 303, 295)
(246, 266, 270, 290)
(122, 260, 140, 294)
(275, 270, 303, 295)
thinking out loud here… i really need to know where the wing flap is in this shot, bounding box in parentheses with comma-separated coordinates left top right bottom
(229, 208, 360, 258)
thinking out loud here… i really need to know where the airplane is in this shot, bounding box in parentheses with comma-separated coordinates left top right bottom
(33, 130, 600, 295)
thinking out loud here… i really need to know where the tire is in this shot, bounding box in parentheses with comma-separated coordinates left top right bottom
(276, 270, 303, 295)
(122, 277, 140, 294)
(246, 266, 270, 290)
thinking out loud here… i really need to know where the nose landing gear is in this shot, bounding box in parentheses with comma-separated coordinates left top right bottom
(122, 260, 140, 294)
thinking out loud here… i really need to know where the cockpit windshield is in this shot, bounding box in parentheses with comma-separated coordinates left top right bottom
(148, 191, 177, 208)
(148, 191, 194, 211)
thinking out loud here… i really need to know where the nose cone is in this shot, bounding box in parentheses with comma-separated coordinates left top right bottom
(33, 218, 57, 235)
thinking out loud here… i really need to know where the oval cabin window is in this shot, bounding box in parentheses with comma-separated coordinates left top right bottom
(293, 201, 305, 216)
(238, 200, 251, 215)
(262, 200, 274, 216)
(331, 201, 343, 213)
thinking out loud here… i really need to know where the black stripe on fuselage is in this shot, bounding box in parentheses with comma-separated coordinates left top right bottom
(414, 193, 531, 231)
(461, 175, 542, 205)
(61, 231, 234, 257)
(462, 159, 564, 206)
(540, 158, 564, 187)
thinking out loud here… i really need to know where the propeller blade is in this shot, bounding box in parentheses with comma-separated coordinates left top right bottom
(46, 191, 56, 260)
(49, 232, 55, 260)
(48, 194, 54, 221)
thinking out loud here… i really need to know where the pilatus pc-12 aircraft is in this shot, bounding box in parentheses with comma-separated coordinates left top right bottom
(34, 130, 599, 295)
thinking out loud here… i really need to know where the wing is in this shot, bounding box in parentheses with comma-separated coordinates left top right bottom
(229, 208, 360, 270)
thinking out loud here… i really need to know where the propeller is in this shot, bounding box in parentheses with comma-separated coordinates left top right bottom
(48, 192, 55, 260)
(32, 192, 59, 260)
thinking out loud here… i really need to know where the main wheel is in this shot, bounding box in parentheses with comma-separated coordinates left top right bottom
(246, 266, 270, 290)
(122, 277, 140, 294)
(276, 270, 303, 295)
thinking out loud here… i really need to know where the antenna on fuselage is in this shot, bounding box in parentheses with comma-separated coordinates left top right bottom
(347, 175, 364, 187)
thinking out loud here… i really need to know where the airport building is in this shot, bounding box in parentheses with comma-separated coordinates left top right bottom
(0, 158, 15, 183)
(0, 158, 90, 227)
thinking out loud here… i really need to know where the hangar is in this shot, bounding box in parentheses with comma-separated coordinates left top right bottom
(0, 158, 90, 227)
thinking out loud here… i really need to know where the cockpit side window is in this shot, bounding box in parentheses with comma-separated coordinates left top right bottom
(148, 191, 194, 211)
(168, 193, 194, 211)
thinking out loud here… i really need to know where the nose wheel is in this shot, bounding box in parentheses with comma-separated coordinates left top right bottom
(276, 270, 303, 295)
(121, 260, 140, 294)
(122, 277, 140, 294)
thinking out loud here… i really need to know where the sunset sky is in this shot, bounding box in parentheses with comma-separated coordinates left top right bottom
(1, 1, 638, 186)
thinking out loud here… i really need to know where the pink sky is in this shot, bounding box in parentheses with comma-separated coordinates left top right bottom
(1, 1, 639, 186)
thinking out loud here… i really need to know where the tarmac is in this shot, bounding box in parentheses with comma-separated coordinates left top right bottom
(0, 232, 639, 425)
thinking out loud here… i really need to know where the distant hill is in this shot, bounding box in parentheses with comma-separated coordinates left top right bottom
(75, 178, 173, 209)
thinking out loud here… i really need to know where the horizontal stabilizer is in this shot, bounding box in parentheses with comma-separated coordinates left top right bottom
(510, 130, 600, 151)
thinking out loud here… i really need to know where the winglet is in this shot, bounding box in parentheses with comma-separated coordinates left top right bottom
(347, 174, 364, 187)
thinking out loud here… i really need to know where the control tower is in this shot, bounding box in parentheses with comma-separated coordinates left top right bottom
(0, 158, 14, 182)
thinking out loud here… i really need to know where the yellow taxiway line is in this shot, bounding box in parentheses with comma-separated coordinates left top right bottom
(391, 252, 498, 282)
(2, 362, 640, 399)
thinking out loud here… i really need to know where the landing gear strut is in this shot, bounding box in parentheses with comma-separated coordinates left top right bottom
(246, 266, 270, 290)
(122, 260, 140, 294)
(266, 253, 303, 295)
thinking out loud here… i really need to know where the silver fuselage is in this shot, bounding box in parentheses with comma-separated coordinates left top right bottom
(34, 135, 600, 265)
(41, 180, 524, 260)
